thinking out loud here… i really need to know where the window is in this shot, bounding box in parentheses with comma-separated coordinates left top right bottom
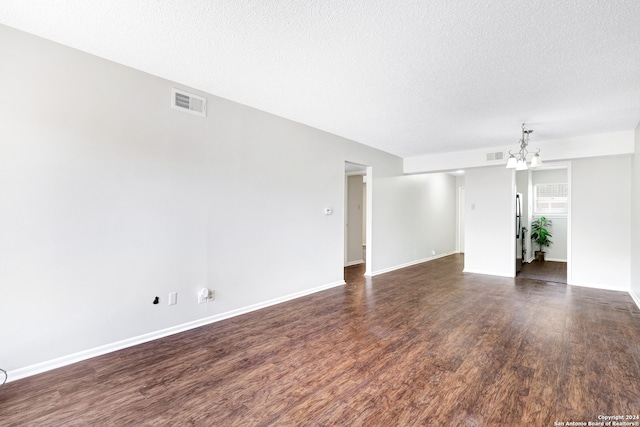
(534, 183, 568, 215)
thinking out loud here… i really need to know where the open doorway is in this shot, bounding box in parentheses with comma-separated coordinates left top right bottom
(345, 162, 371, 281)
(517, 163, 571, 284)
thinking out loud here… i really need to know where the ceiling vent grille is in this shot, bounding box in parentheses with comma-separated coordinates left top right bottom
(171, 88, 207, 117)
(486, 151, 505, 161)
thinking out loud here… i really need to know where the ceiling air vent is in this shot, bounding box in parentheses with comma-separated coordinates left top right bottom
(171, 88, 207, 117)
(486, 151, 505, 161)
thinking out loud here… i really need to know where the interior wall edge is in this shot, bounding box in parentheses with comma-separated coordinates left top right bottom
(630, 289, 640, 310)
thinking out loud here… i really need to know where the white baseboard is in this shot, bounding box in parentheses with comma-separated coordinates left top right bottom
(367, 252, 455, 277)
(524, 257, 566, 263)
(345, 259, 364, 267)
(462, 268, 514, 278)
(568, 281, 629, 293)
(7, 279, 346, 383)
(629, 289, 640, 310)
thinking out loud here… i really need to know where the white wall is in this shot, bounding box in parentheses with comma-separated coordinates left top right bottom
(464, 167, 515, 277)
(455, 175, 466, 253)
(0, 25, 457, 378)
(430, 154, 636, 296)
(369, 172, 457, 275)
(571, 156, 631, 291)
(631, 123, 640, 305)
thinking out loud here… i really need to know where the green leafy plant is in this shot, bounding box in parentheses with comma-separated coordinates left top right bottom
(530, 216, 553, 253)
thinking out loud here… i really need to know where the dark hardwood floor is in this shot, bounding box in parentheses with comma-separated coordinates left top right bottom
(2, 254, 640, 426)
(518, 259, 567, 284)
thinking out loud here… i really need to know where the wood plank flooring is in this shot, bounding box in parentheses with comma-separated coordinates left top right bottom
(518, 260, 567, 284)
(2, 254, 640, 426)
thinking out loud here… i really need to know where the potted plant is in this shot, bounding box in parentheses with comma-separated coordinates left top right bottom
(530, 216, 552, 261)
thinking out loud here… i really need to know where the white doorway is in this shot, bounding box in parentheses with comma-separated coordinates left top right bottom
(345, 162, 371, 275)
(529, 163, 571, 284)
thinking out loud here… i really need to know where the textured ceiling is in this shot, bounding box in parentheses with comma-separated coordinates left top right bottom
(2, 1, 640, 157)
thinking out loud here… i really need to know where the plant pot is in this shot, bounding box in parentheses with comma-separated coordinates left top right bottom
(534, 251, 546, 262)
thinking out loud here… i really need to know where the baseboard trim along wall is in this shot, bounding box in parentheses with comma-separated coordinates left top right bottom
(544, 258, 568, 262)
(345, 259, 364, 267)
(7, 279, 346, 383)
(461, 268, 514, 278)
(9, 268, 638, 383)
(368, 252, 456, 277)
(568, 281, 629, 293)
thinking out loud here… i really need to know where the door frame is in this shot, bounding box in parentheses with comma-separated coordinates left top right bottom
(344, 162, 372, 276)
(523, 161, 572, 283)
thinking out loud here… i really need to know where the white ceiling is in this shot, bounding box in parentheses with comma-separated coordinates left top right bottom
(2, 1, 640, 158)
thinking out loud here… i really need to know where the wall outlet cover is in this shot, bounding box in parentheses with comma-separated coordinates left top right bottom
(168, 292, 177, 305)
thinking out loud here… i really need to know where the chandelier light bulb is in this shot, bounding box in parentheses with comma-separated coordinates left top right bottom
(530, 152, 542, 168)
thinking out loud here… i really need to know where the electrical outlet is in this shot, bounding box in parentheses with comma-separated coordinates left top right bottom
(168, 292, 177, 305)
(198, 288, 209, 304)
(198, 288, 215, 304)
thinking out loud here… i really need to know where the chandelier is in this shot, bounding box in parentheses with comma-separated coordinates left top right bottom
(506, 123, 542, 170)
